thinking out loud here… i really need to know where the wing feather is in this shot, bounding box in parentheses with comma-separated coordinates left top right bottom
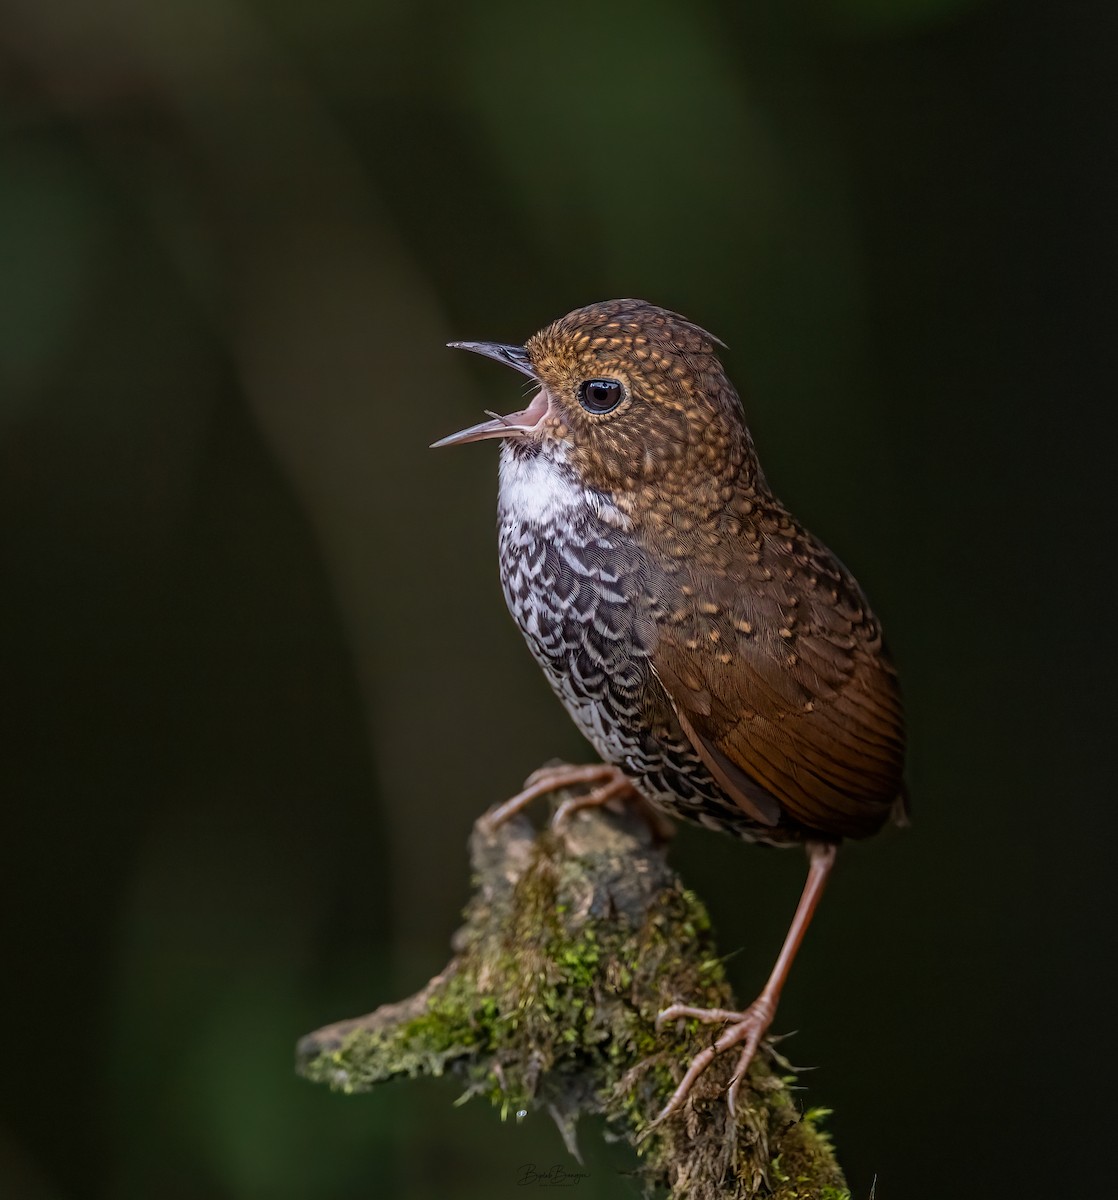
(649, 525, 905, 840)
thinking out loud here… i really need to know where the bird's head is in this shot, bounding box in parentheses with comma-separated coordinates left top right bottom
(434, 299, 758, 500)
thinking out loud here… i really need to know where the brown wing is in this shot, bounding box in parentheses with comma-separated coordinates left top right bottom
(649, 525, 906, 840)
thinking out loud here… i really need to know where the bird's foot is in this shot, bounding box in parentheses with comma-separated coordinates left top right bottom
(475, 763, 666, 840)
(552, 769, 637, 829)
(648, 995, 777, 1128)
(475, 763, 623, 830)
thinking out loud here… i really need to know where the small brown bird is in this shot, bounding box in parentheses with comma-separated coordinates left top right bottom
(434, 299, 906, 1124)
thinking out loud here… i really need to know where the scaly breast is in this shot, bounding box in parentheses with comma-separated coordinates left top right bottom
(496, 446, 647, 758)
(493, 444, 792, 844)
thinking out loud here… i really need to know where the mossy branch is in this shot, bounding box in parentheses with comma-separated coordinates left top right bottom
(297, 785, 849, 1200)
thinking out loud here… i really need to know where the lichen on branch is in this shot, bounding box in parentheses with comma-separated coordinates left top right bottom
(297, 788, 848, 1200)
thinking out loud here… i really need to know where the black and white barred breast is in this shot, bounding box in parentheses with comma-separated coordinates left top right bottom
(496, 442, 781, 843)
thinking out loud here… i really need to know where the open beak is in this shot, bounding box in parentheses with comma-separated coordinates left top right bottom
(432, 341, 548, 448)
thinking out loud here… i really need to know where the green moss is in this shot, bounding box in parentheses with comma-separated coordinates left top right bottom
(299, 809, 849, 1199)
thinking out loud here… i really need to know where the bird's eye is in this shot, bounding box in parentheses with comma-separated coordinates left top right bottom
(578, 378, 624, 415)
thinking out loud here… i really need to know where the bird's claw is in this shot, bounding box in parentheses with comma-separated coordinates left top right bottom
(477, 763, 620, 831)
(650, 998, 776, 1126)
(655, 1003, 743, 1033)
(479, 763, 641, 834)
(551, 774, 635, 829)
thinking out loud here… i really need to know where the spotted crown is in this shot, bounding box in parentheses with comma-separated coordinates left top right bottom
(523, 299, 761, 501)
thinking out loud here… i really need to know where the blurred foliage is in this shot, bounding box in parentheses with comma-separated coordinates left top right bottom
(0, 142, 107, 404)
(0, 1, 1113, 1198)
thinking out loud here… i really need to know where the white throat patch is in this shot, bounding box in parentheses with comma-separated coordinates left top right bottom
(498, 446, 631, 531)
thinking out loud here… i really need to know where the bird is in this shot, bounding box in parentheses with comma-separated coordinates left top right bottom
(432, 298, 906, 1125)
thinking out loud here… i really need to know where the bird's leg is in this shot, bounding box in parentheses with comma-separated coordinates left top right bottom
(651, 841, 838, 1126)
(479, 763, 636, 831)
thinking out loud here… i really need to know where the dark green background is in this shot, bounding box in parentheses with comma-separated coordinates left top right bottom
(2, 1, 1113, 1197)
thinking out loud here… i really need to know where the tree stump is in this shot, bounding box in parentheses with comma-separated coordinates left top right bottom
(297, 786, 849, 1200)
